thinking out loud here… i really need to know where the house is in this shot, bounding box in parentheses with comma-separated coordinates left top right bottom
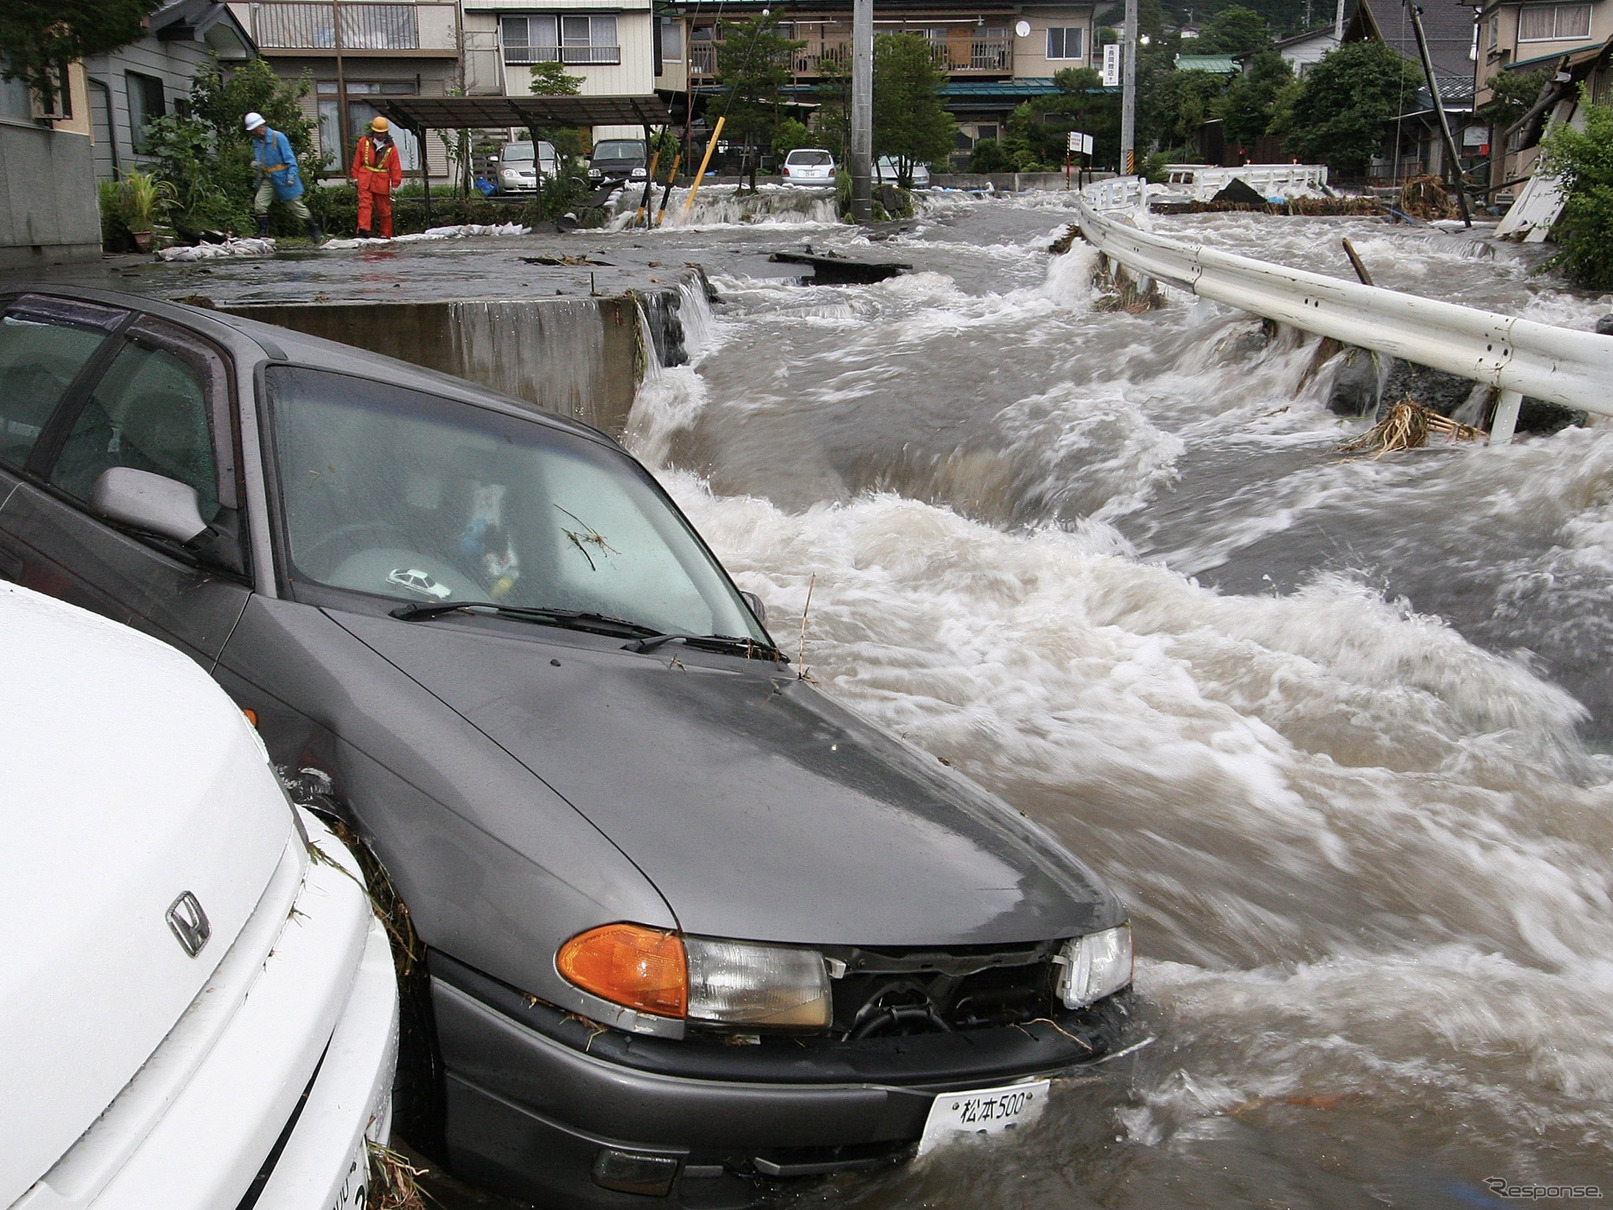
(0, 58, 100, 267)
(85, 0, 256, 182)
(1475, 0, 1613, 186)
(461, 0, 660, 141)
(1269, 23, 1340, 75)
(226, 0, 464, 178)
(659, 0, 1100, 155)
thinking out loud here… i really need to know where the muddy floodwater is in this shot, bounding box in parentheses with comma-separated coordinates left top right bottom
(617, 193, 1613, 1208)
(45, 190, 1612, 1207)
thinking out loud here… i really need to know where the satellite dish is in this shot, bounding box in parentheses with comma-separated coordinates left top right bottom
(1015, 19, 1032, 37)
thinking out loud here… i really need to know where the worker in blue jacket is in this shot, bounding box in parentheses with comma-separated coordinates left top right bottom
(246, 111, 324, 244)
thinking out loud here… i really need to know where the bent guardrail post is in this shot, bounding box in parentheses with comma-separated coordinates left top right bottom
(1076, 178, 1613, 442)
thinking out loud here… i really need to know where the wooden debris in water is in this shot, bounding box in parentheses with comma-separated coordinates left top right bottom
(1336, 399, 1487, 457)
(1048, 224, 1081, 254)
(1091, 258, 1165, 312)
(1397, 175, 1458, 221)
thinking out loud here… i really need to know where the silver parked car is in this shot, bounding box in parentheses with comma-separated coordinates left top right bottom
(781, 147, 836, 186)
(875, 155, 931, 189)
(491, 140, 560, 193)
(0, 287, 1134, 1209)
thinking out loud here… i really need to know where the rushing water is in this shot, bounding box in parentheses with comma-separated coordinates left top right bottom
(621, 193, 1613, 1208)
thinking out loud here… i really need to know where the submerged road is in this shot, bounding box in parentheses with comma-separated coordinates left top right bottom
(16, 191, 1612, 1207)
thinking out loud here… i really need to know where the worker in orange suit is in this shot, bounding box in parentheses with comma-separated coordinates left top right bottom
(351, 116, 404, 239)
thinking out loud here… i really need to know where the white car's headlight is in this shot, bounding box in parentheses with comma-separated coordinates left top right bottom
(1054, 924, 1132, 1008)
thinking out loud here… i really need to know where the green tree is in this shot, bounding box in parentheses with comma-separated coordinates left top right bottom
(872, 32, 956, 184)
(528, 60, 582, 96)
(0, 0, 157, 111)
(714, 14, 804, 168)
(1474, 66, 1551, 131)
(772, 117, 810, 158)
(1197, 6, 1273, 55)
(1148, 64, 1231, 151)
(1217, 48, 1292, 144)
(1538, 86, 1613, 289)
(1282, 40, 1414, 175)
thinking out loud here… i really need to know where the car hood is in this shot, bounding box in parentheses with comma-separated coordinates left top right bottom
(334, 612, 1122, 946)
(0, 585, 290, 1205)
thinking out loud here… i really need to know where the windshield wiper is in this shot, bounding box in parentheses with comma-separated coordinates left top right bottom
(625, 632, 788, 661)
(389, 600, 656, 637)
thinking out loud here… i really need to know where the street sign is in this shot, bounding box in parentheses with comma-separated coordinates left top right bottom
(1068, 130, 1081, 152)
(1102, 43, 1121, 87)
(1068, 131, 1094, 155)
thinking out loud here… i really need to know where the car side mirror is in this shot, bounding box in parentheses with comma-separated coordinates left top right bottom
(488, 156, 498, 164)
(91, 467, 209, 545)
(740, 591, 767, 626)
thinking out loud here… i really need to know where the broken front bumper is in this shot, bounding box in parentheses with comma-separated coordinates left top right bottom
(430, 953, 1130, 1209)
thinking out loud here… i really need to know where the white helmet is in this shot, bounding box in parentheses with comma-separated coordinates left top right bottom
(244, 112, 266, 132)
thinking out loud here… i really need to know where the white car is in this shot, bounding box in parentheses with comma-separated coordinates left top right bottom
(0, 582, 398, 1210)
(876, 155, 930, 189)
(492, 140, 560, 193)
(781, 147, 836, 186)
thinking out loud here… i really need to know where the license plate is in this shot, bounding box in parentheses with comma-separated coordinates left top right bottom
(916, 1079, 1050, 1156)
(326, 1135, 370, 1210)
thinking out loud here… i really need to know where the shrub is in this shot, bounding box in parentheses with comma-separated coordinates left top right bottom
(969, 138, 1012, 173)
(1538, 88, 1613, 290)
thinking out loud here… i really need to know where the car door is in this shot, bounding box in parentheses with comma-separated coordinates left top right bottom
(0, 302, 252, 668)
(0, 295, 129, 575)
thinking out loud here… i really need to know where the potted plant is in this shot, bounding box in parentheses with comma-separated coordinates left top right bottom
(119, 169, 177, 252)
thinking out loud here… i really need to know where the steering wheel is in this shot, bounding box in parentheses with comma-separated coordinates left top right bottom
(298, 522, 416, 575)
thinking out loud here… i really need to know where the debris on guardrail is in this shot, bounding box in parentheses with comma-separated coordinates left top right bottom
(1337, 399, 1485, 456)
(1092, 257, 1164, 312)
(1150, 197, 1385, 217)
(1049, 224, 1081, 255)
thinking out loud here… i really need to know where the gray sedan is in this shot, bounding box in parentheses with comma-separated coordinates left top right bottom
(0, 287, 1134, 1209)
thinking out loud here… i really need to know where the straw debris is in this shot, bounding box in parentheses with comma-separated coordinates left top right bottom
(367, 1140, 429, 1210)
(1398, 175, 1458, 221)
(1336, 398, 1486, 457)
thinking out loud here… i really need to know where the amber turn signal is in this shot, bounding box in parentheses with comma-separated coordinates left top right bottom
(557, 923, 687, 1018)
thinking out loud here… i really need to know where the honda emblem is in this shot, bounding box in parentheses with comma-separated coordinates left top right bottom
(166, 891, 211, 958)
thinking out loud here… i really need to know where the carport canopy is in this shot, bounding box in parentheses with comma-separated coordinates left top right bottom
(377, 95, 676, 224)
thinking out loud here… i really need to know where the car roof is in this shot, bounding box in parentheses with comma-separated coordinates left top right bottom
(787, 148, 832, 157)
(1, 285, 621, 451)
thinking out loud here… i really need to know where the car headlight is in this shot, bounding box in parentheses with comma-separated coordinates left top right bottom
(630, 167, 646, 179)
(557, 923, 832, 1029)
(1054, 924, 1132, 1008)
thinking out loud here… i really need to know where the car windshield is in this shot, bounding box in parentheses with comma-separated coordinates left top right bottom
(266, 366, 767, 643)
(503, 144, 534, 162)
(787, 150, 833, 167)
(593, 141, 644, 162)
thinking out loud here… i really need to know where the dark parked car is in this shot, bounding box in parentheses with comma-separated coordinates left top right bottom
(588, 138, 648, 188)
(0, 288, 1134, 1209)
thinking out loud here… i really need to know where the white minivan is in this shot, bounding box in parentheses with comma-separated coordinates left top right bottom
(0, 582, 399, 1210)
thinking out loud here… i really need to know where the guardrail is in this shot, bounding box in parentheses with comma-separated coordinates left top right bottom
(1076, 176, 1613, 441)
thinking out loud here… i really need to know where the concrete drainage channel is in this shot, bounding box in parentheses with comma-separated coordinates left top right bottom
(222, 276, 702, 437)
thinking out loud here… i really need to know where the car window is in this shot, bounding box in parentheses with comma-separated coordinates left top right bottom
(50, 318, 227, 524)
(0, 305, 117, 469)
(266, 366, 767, 642)
(787, 150, 832, 167)
(593, 141, 644, 162)
(503, 143, 534, 162)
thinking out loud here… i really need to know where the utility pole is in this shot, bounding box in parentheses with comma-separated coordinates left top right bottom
(1120, 0, 1137, 174)
(1334, 0, 1346, 43)
(850, 0, 873, 220)
(1407, 0, 1472, 226)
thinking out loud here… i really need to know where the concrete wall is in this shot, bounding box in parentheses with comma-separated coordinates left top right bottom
(221, 296, 642, 435)
(933, 171, 1100, 190)
(0, 125, 102, 269)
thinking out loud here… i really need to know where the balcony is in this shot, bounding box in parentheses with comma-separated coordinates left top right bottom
(503, 44, 622, 66)
(686, 31, 1012, 81)
(247, 2, 460, 56)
